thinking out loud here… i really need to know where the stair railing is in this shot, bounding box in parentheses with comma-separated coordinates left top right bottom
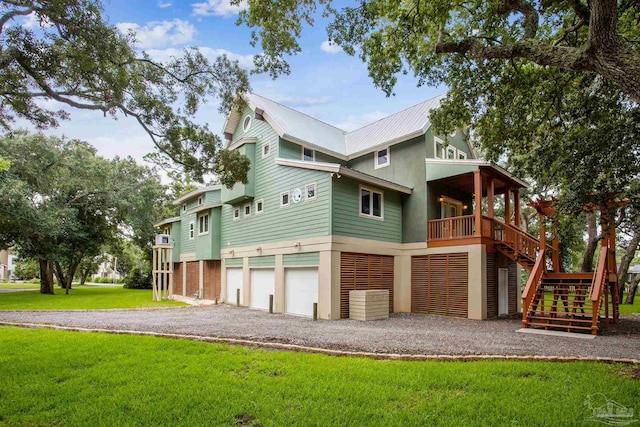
(589, 246, 608, 335)
(521, 252, 546, 328)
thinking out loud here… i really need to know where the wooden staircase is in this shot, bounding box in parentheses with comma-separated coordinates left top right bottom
(492, 221, 540, 271)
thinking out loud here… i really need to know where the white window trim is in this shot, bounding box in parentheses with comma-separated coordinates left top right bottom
(458, 150, 467, 160)
(163, 227, 171, 235)
(374, 147, 390, 169)
(255, 199, 264, 214)
(280, 191, 290, 208)
(302, 146, 315, 162)
(358, 185, 384, 221)
(305, 182, 317, 202)
(434, 138, 445, 159)
(198, 214, 209, 236)
(182, 203, 187, 212)
(188, 221, 195, 240)
(244, 203, 251, 217)
(242, 115, 252, 132)
(197, 196, 203, 206)
(446, 146, 456, 160)
(440, 196, 464, 218)
(262, 142, 271, 158)
(233, 207, 240, 221)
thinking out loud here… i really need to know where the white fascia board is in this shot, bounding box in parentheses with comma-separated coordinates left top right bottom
(154, 216, 181, 228)
(186, 202, 223, 215)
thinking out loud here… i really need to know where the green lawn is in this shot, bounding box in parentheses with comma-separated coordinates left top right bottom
(0, 282, 40, 290)
(0, 286, 186, 310)
(539, 293, 640, 316)
(0, 327, 637, 426)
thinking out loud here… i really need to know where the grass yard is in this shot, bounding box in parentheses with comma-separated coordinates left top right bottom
(0, 282, 40, 290)
(0, 286, 186, 310)
(0, 327, 638, 426)
(540, 293, 640, 315)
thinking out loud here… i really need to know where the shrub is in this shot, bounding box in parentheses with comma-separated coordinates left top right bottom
(123, 267, 152, 289)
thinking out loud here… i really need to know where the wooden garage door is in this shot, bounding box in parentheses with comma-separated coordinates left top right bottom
(340, 253, 394, 319)
(185, 261, 199, 297)
(203, 260, 221, 301)
(173, 262, 183, 296)
(411, 254, 468, 317)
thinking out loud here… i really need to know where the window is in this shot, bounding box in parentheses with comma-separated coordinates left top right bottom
(197, 196, 203, 206)
(446, 146, 456, 159)
(359, 186, 383, 219)
(262, 142, 270, 158)
(233, 207, 240, 221)
(280, 191, 290, 207)
(244, 203, 251, 217)
(182, 203, 187, 212)
(303, 147, 315, 161)
(242, 115, 252, 132)
(256, 199, 264, 214)
(375, 147, 390, 168)
(189, 221, 195, 239)
(305, 183, 317, 201)
(435, 139, 445, 159)
(458, 151, 467, 160)
(198, 214, 209, 235)
(163, 227, 171, 235)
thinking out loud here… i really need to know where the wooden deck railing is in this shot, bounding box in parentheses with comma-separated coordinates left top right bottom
(427, 215, 476, 240)
(521, 252, 546, 327)
(589, 246, 609, 334)
(492, 220, 540, 263)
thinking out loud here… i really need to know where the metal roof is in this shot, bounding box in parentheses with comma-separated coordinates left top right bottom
(223, 93, 446, 158)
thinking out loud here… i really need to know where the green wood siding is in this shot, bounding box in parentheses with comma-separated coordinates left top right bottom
(171, 222, 181, 262)
(221, 142, 255, 204)
(347, 135, 427, 242)
(195, 207, 221, 260)
(283, 252, 320, 266)
(225, 258, 243, 267)
(221, 109, 332, 248)
(204, 190, 221, 204)
(249, 255, 276, 267)
(180, 213, 196, 254)
(331, 176, 402, 243)
(279, 139, 345, 164)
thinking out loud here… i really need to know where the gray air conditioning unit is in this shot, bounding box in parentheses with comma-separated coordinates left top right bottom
(155, 234, 171, 245)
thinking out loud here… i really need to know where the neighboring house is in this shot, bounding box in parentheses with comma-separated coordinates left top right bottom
(154, 92, 616, 334)
(91, 254, 123, 281)
(0, 249, 17, 281)
(628, 265, 640, 284)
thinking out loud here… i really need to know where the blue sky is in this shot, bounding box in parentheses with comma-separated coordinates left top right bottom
(25, 0, 445, 163)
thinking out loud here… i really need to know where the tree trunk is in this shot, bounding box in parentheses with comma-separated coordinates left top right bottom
(625, 276, 639, 305)
(581, 212, 601, 272)
(80, 269, 90, 286)
(617, 229, 640, 302)
(39, 260, 54, 295)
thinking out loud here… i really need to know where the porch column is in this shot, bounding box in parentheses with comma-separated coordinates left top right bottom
(539, 213, 546, 252)
(474, 170, 482, 237)
(504, 190, 511, 225)
(487, 177, 495, 219)
(552, 220, 560, 272)
(514, 190, 521, 228)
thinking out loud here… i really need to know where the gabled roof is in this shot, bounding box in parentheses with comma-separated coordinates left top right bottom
(223, 93, 447, 158)
(154, 217, 180, 228)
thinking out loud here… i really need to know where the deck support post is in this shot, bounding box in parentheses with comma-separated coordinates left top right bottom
(474, 170, 482, 237)
(504, 190, 511, 226)
(487, 177, 495, 219)
(538, 214, 546, 259)
(513, 190, 520, 228)
(552, 221, 560, 272)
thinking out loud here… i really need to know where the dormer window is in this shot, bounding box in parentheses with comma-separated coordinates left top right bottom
(446, 146, 456, 159)
(303, 147, 315, 162)
(198, 196, 203, 206)
(242, 115, 252, 132)
(375, 147, 389, 169)
(435, 139, 445, 159)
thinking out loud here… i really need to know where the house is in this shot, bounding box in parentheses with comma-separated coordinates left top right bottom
(91, 254, 123, 282)
(153, 93, 618, 334)
(0, 249, 17, 281)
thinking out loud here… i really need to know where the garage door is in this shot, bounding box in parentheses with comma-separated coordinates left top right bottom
(285, 268, 318, 317)
(250, 269, 275, 310)
(340, 253, 394, 319)
(411, 254, 468, 317)
(226, 268, 243, 305)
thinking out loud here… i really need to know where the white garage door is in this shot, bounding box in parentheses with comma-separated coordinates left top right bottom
(285, 268, 318, 317)
(250, 269, 275, 310)
(226, 268, 243, 305)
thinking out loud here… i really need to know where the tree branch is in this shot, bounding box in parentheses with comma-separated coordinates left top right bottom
(0, 7, 34, 33)
(496, 0, 538, 39)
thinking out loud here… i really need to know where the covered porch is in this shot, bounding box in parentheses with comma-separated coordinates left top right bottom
(425, 161, 538, 264)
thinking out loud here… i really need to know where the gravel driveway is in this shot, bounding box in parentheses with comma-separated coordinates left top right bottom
(0, 305, 638, 359)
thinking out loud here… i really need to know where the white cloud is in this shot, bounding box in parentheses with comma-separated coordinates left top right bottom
(334, 111, 389, 132)
(22, 12, 52, 29)
(320, 40, 343, 54)
(116, 19, 195, 49)
(145, 47, 255, 70)
(192, 0, 248, 17)
(158, 1, 172, 8)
